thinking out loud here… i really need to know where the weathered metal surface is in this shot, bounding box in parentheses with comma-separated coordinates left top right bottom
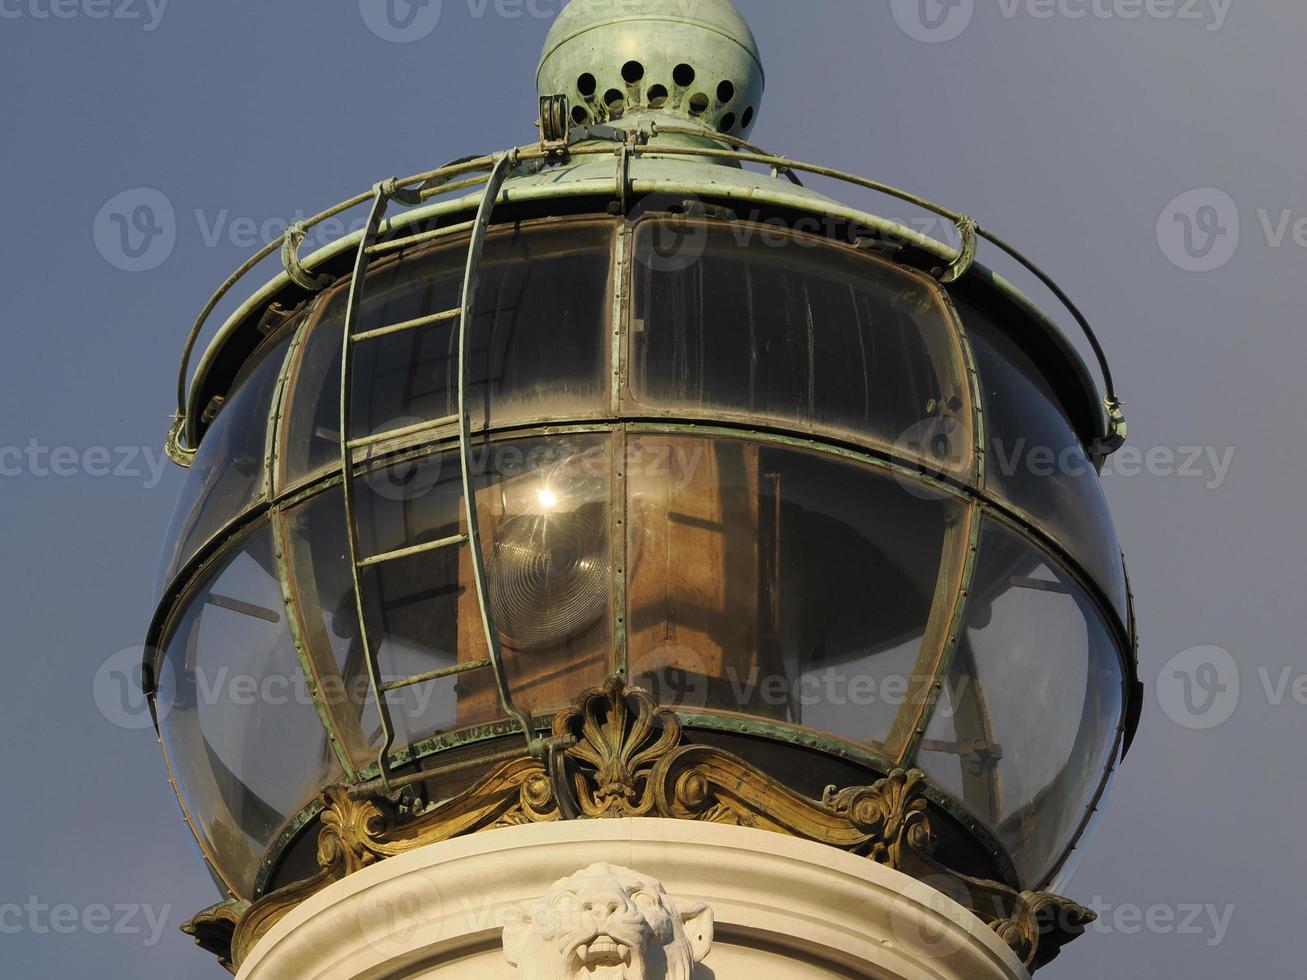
(172, 138, 1119, 462)
(203, 678, 1089, 974)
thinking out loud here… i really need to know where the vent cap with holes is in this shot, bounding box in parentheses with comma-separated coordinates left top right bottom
(537, 0, 764, 139)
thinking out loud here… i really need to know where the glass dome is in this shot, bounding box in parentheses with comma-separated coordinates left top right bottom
(150, 212, 1133, 902)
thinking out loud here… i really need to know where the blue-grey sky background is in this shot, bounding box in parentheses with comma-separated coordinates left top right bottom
(1, 1, 1303, 976)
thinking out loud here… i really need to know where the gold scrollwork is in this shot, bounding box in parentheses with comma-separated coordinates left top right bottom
(209, 677, 1090, 973)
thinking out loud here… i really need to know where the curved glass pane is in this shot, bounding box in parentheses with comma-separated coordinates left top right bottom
(916, 519, 1124, 888)
(280, 434, 615, 758)
(279, 221, 614, 488)
(157, 332, 294, 597)
(629, 220, 972, 480)
(965, 307, 1129, 621)
(156, 523, 339, 897)
(625, 434, 965, 755)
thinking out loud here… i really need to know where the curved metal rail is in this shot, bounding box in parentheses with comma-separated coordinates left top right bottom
(169, 129, 1126, 465)
(336, 155, 537, 792)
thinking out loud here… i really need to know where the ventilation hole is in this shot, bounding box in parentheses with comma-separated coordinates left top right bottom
(622, 60, 645, 84)
(577, 73, 597, 97)
(605, 88, 626, 110)
(673, 63, 696, 88)
(647, 84, 669, 108)
(741, 106, 755, 128)
(688, 92, 710, 115)
(718, 113, 736, 133)
(572, 105, 590, 125)
(717, 80, 736, 104)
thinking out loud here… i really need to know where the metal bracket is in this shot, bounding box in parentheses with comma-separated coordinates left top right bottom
(280, 224, 333, 292)
(1095, 397, 1128, 458)
(538, 93, 571, 155)
(938, 215, 979, 283)
(165, 412, 196, 468)
(375, 178, 423, 208)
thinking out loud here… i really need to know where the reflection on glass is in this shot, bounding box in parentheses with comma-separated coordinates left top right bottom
(964, 306, 1128, 621)
(157, 331, 294, 597)
(917, 519, 1124, 888)
(626, 435, 962, 754)
(279, 222, 613, 488)
(630, 221, 971, 477)
(156, 523, 338, 897)
(281, 434, 615, 759)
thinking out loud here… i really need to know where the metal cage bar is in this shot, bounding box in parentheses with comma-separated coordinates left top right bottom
(170, 136, 1123, 463)
(333, 155, 536, 793)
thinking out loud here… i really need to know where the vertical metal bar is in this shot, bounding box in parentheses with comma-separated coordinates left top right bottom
(610, 226, 630, 680)
(455, 152, 538, 750)
(896, 506, 982, 764)
(896, 291, 989, 763)
(271, 506, 357, 778)
(339, 187, 401, 789)
(612, 427, 629, 681)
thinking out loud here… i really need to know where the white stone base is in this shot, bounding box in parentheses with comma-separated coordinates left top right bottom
(237, 819, 1030, 980)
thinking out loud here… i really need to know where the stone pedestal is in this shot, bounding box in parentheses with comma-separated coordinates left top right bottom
(237, 819, 1029, 980)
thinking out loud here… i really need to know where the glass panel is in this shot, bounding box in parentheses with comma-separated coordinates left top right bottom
(629, 220, 972, 479)
(917, 519, 1125, 888)
(352, 452, 500, 750)
(157, 331, 294, 597)
(279, 222, 613, 487)
(965, 307, 1129, 621)
(281, 489, 381, 768)
(626, 434, 963, 754)
(475, 433, 614, 716)
(156, 523, 339, 898)
(281, 433, 616, 756)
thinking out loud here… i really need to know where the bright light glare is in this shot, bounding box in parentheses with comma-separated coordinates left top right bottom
(537, 488, 559, 510)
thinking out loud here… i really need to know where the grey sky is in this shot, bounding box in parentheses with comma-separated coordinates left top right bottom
(1, 1, 1302, 976)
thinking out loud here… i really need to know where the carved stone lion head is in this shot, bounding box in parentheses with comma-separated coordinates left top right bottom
(503, 863, 714, 979)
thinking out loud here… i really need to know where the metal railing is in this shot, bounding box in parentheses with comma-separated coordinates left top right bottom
(168, 120, 1125, 468)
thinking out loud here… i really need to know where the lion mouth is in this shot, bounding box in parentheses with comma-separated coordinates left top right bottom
(576, 936, 632, 968)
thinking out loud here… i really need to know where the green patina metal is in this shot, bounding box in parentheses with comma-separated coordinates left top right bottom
(147, 0, 1137, 916)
